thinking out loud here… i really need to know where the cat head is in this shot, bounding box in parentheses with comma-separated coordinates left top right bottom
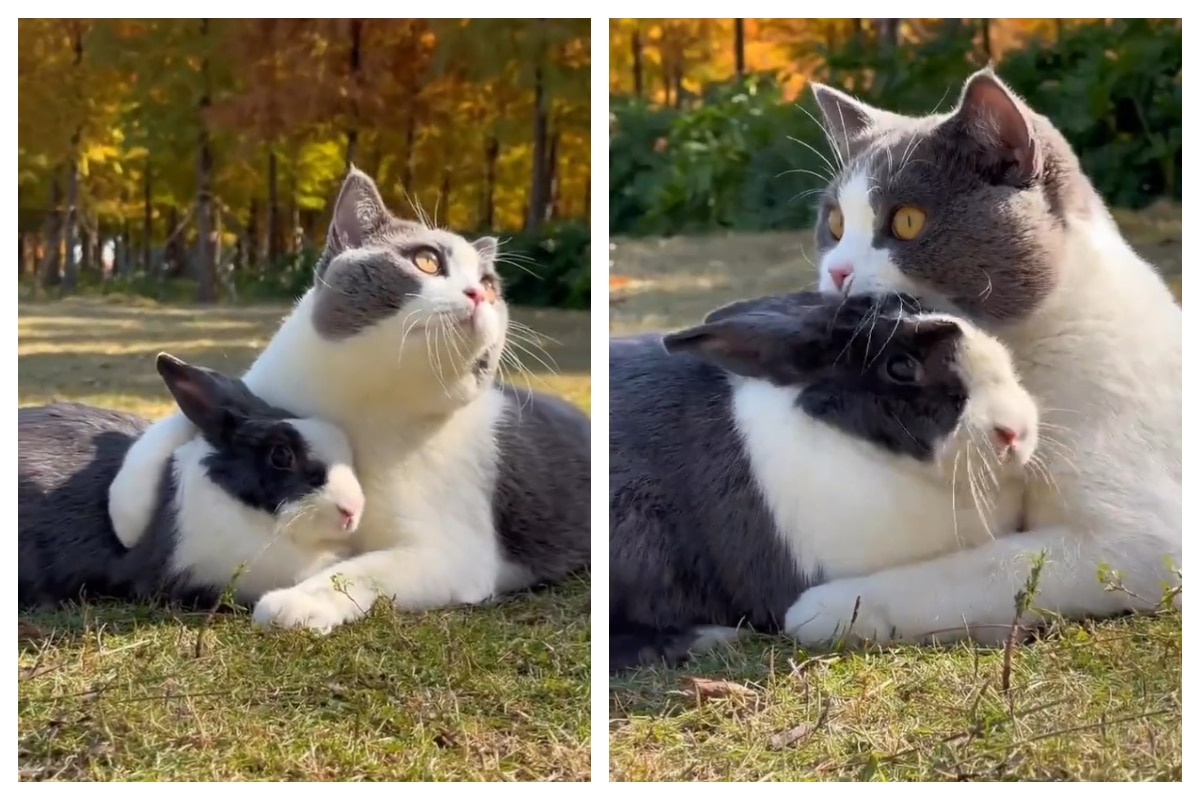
(308, 168, 508, 408)
(808, 68, 1098, 322)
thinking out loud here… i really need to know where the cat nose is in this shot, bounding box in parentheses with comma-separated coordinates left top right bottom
(829, 264, 854, 291)
(463, 286, 485, 306)
(992, 425, 1021, 451)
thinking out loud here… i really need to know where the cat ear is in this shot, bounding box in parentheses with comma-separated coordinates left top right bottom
(945, 69, 1042, 186)
(809, 83, 897, 158)
(662, 313, 809, 385)
(315, 167, 390, 280)
(155, 353, 240, 442)
(472, 236, 499, 269)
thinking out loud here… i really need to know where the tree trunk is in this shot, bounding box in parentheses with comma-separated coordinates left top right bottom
(874, 19, 900, 53)
(545, 130, 560, 222)
(39, 173, 63, 289)
(734, 19, 746, 78)
(401, 116, 416, 191)
(980, 19, 992, 61)
(142, 162, 153, 272)
(481, 134, 498, 230)
(120, 219, 131, 276)
(527, 29, 550, 232)
(195, 18, 215, 303)
(267, 149, 281, 263)
(60, 158, 80, 294)
(439, 169, 452, 229)
(631, 24, 644, 97)
(345, 19, 363, 170)
(247, 199, 260, 271)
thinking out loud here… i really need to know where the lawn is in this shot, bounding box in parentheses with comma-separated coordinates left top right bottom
(17, 300, 592, 781)
(607, 204, 1183, 781)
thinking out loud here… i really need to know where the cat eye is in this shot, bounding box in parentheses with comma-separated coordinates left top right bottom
(883, 354, 924, 384)
(827, 206, 844, 240)
(413, 248, 442, 275)
(481, 275, 498, 304)
(269, 444, 296, 471)
(891, 206, 926, 240)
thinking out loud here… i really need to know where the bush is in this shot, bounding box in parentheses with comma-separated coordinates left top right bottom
(609, 19, 1182, 236)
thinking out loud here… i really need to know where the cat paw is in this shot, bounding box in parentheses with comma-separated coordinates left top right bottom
(784, 580, 896, 647)
(252, 586, 350, 634)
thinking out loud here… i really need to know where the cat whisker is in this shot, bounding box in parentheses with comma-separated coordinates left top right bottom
(794, 101, 845, 172)
(784, 135, 837, 181)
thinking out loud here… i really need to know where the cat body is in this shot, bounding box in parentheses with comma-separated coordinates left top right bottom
(784, 69, 1181, 646)
(106, 169, 590, 632)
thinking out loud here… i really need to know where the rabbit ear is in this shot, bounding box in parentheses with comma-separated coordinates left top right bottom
(155, 353, 240, 441)
(662, 312, 811, 385)
(703, 291, 827, 324)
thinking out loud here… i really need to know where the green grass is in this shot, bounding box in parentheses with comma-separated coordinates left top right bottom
(607, 205, 1183, 781)
(18, 300, 592, 781)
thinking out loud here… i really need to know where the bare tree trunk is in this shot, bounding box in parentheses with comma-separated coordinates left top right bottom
(631, 23, 644, 97)
(142, 162, 153, 272)
(345, 19, 363, 170)
(39, 172, 64, 289)
(545, 130, 560, 222)
(60, 158, 80, 294)
(980, 19, 992, 61)
(734, 19, 746, 78)
(195, 18, 215, 303)
(874, 19, 900, 52)
(267, 149, 281, 263)
(247, 199, 260, 270)
(526, 22, 550, 232)
(401, 116, 416, 191)
(439, 169, 452, 229)
(481, 134, 498, 230)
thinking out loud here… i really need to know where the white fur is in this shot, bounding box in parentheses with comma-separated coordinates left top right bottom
(109, 230, 522, 633)
(168, 419, 360, 602)
(736, 320, 1035, 585)
(792, 181, 1182, 646)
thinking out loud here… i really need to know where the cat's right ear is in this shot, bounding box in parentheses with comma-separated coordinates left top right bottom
(317, 167, 390, 279)
(155, 353, 240, 442)
(943, 69, 1042, 187)
(662, 313, 808, 385)
(809, 83, 899, 158)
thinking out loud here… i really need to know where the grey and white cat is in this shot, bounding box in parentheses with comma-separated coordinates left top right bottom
(104, 168, 591, 632)
(783, 68, 1181, 646)
(20, 354, 362, 607)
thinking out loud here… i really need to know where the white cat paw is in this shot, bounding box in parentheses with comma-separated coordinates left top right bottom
(784, 580, 896, 647)
(252, 586, 351, 634)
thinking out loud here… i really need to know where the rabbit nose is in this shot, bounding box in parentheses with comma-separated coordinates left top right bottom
(337, 505, 355, 529)
(992, 425, 1021, 451)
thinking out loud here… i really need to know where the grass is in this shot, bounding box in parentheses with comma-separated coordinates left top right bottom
(607, 204, 1183, 781)
(17, 300, 591, 781)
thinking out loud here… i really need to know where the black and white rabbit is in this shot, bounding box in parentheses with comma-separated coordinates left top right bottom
(609, 291, 1041, 671)
(19, 353, 364, 608)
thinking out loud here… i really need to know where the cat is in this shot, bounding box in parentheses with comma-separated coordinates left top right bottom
(782, 68, 1181, 646)
(105, 168, 591, 633)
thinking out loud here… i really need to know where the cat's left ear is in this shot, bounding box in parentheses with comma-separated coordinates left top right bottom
(472, 236, 499, 269)
(944, 69, 1043, 187)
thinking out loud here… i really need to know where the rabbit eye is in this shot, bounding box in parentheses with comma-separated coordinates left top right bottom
(883, 355, 923, 384)
(269, 444, 296, 471)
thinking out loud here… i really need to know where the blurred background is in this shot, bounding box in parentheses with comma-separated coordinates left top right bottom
(18, 19, 591, 309)
(607, 18, 1182, 333)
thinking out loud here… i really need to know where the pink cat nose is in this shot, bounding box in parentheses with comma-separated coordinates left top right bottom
(463, 286, 485, 306)
(829, 264, 854, 291)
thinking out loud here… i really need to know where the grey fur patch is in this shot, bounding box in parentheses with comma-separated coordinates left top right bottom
(491, 385, 591, 584)
(609, 333, 816, 664)
(811, 69, 1101, 321)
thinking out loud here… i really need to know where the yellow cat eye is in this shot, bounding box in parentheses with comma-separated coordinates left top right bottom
(827, 207, 844, 240)
(413, 249, 441, 275)
(891, 206, 926, 240)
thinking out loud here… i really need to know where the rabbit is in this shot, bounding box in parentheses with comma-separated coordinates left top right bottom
(19, 353, 364, 609)
(609, 291, 1041, 672)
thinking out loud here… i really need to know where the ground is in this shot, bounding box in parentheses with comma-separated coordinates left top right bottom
(17, 301, 591, 781)
(607, 204, 1182, 781)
